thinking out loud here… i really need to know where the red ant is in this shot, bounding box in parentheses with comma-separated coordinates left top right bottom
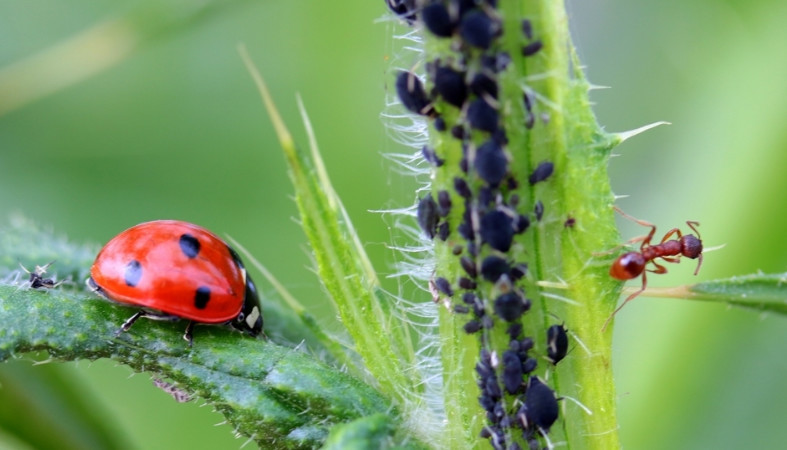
(603, 207, 703, 330)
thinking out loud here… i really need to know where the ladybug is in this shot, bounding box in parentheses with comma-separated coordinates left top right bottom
(87, 220, 263, 345)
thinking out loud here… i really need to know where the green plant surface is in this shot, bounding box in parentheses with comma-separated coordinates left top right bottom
(0, 281, 403, 448)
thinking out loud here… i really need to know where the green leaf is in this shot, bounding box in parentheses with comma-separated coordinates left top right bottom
(641, 273, 787, 315)
(322, 413, 428, 450)
(240, 47, 421, 409)
(0, 285, 395, 449)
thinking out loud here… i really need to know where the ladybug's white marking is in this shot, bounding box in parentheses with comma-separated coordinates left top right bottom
(245, 306, 260, 329)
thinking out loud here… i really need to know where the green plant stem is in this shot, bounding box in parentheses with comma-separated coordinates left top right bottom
(421, 1, 622, 448)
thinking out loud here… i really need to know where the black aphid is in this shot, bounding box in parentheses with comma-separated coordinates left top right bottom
(474, 139, 508, 187)
(522, 357, 538, 373)
(460, 256, 477, 278)
(396, 71, 433, 116)
(494, 292, 530, 322)
(546, 324, 568, 365)
(454, 177, 472, 198)
(507, 323, 523, 340)
(435, 277, 454, 297)
(386, 0, 417, 24)
(464, 320, 482, 334)
(521, 19, 533, 40)
(480, 255, 510, 282)
(434, 116, 447, 132)
(437, 221, 450, 241)
(451, 125, 466, 140)
(523, 90, 534, 111)
(502, 350, 524, 394)
(521, 40, 543, 57)
(459, 9, 497, 49)
(510, 263, 528, 281)
(477, 186, 495, 209)
(437, 190, 452, 217)
(480, 52, 510, 73)
(519, 377, 559, 432)
(470, 72, 498, 99)
(534, 200, 544, 221)
(462, 292, 479, 305)
(519, 337, 534, 352)
(458, 277, 477, 290)
(458, 221, 474, 241)
(416, 194, 439, 239)
(528, 161, 554, 185)
(480, 210, 514, 252)
(524, 111, 535, 130)
(421, 146, 445, 167)
(421, 2, 454, 37)
(434, 66, 468, 107)
(513, 214, 530, 234)
(467, 98, 499, 133)
(454, 304, 470, 314)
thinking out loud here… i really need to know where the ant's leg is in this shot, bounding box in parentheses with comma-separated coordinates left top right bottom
(613, 206, 657, 249)
(593, 234, 648, 257)
(686, 221, 701, 239)
(602, 271, 648, 332)
(648, 260, 669, 274)
(659, 228, 682, 244)
(693, 253, 704, 275)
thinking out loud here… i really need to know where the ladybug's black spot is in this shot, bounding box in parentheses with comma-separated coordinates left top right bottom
(194, 286, 211, 309)
(124, 260, 142, 287)
(179, 234, 201, 259)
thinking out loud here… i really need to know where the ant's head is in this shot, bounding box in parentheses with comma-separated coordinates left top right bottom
(681, 235, 703, 259)
(609, 252, 646, 280)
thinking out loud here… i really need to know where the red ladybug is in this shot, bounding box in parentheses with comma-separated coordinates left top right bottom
(87, 220, 263, 345)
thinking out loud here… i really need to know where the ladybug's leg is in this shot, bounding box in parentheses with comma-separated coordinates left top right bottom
(117, 310, 179, 337)
(183, 321, 195, 347)
(117, 310, 147, 335)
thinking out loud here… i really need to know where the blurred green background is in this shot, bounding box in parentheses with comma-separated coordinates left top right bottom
(1, 0, 785, 448)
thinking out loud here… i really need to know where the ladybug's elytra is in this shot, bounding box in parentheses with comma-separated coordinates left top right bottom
(87, 220, 263, 345)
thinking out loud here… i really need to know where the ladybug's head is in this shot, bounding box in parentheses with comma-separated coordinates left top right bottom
(231, 273, 263, 337)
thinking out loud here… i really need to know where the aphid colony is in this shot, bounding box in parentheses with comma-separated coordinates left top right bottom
(388, 1, 563, 447)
